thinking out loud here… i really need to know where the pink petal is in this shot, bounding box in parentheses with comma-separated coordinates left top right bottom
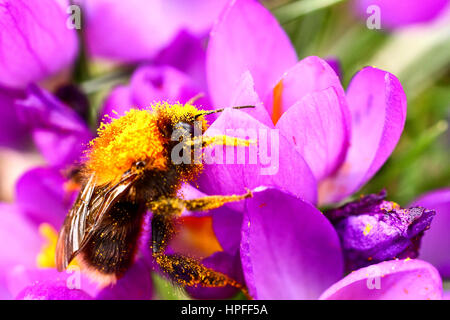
(197, 109, 317, 206)
(264, 56, 349, 124)
(0, 204, 41, 269)
(80, 0, 228, 62)
(206, 0, 297, 108)
(7, 266, 100, 299)
(15, 167, 74, 229)
(241, 187, 343, 299)
(229, 71, 274, 127)
(98, 85, 134, 123)
(276, 87, 350, 181)
(320, 259, 443, 300)
(0, 0, 78, 88)
(99, 65, 211, 123)
(412, 189, 450, 277)
(319, 67, 407, 204)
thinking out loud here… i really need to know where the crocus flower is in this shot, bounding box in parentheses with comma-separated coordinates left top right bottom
(192, 0, 407, 276)
(412, 188, 450, 278)
(76, 0, 228, 63)
(324, 190, 435, 272)
(203, 0, 407, 206)
(354, 0, 449, 29)
(240, 187, 442, 300)
(0, 0, 78, 88)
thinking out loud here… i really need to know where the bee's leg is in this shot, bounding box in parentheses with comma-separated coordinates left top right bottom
(149, 192, 252, 298)
(149, 189, 252, 253)
(151, 211, 178, 254)
(182, 190, 252, 212)
(149, 190, 252, 215)
(153, 252, 250, 298)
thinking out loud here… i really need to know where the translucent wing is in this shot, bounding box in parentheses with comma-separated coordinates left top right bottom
(55, 172, 140, 271)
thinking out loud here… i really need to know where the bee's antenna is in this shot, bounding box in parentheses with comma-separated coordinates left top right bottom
(195, 105, 255, 119)
(186, 93, 205, 105)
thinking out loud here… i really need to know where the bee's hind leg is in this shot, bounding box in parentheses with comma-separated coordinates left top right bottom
(153, 252, 250, 298)
(149, 191, 252, 298)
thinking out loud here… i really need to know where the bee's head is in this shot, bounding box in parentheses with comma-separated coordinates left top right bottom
(84, 102, 254, 184)
(156, 102, 209, 142)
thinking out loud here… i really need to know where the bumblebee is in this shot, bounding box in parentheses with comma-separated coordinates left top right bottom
(55, 101, 253, 294)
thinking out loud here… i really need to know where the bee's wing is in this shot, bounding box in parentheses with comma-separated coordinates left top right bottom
(55, 172, 139, 271)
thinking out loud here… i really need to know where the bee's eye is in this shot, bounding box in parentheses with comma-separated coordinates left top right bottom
(174, 122, 194, 136)
(135, 161, 146, 169)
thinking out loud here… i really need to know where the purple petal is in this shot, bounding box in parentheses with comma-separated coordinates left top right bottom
(16, 281, 92, 300)
(320, 259, 443, 300)
(186, 251, 244, 299)
(197, 109, 317, 206)
(276, 87, 350, 181)
(130, 65, 210, 108)
(264, 56, 349, 124)
(212, 206, 243, 253)
(207, 0, 297, 108)
(325, 191, 436, 272)
(0, 86, 29, 149)
(7, 266, 100, 299)
(325, 57, 342, 79)
(96, 258, 153, 300)
(15, 167, 74, 229)
(229, 71, 274, 127)
(412, 189, 450, 277)
(80, 0, 227, 62)
(319, 67, 407, 204)
(0, 204, 41, 269)
(155, 31, 209, 93)
(0, 204, 41, 299)
(354, 0, 449, 29)
(241, 187, 343, 299)
(99, 65, 211, 123)
(98, 85, 135, 123)
(0, 0, 78, 88)
(16, 85, 93, 168)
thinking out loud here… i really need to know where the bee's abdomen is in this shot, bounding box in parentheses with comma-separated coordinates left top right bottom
(80, 200, 146, 280)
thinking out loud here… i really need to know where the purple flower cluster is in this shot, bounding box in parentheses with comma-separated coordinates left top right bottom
(0, 0, 448, 300)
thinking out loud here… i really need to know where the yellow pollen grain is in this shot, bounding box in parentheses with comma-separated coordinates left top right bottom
(363, 223, 373, 236)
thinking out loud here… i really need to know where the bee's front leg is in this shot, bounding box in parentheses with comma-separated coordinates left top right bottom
(149, 189, 252, 214)
(148, 191, 252, 253)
